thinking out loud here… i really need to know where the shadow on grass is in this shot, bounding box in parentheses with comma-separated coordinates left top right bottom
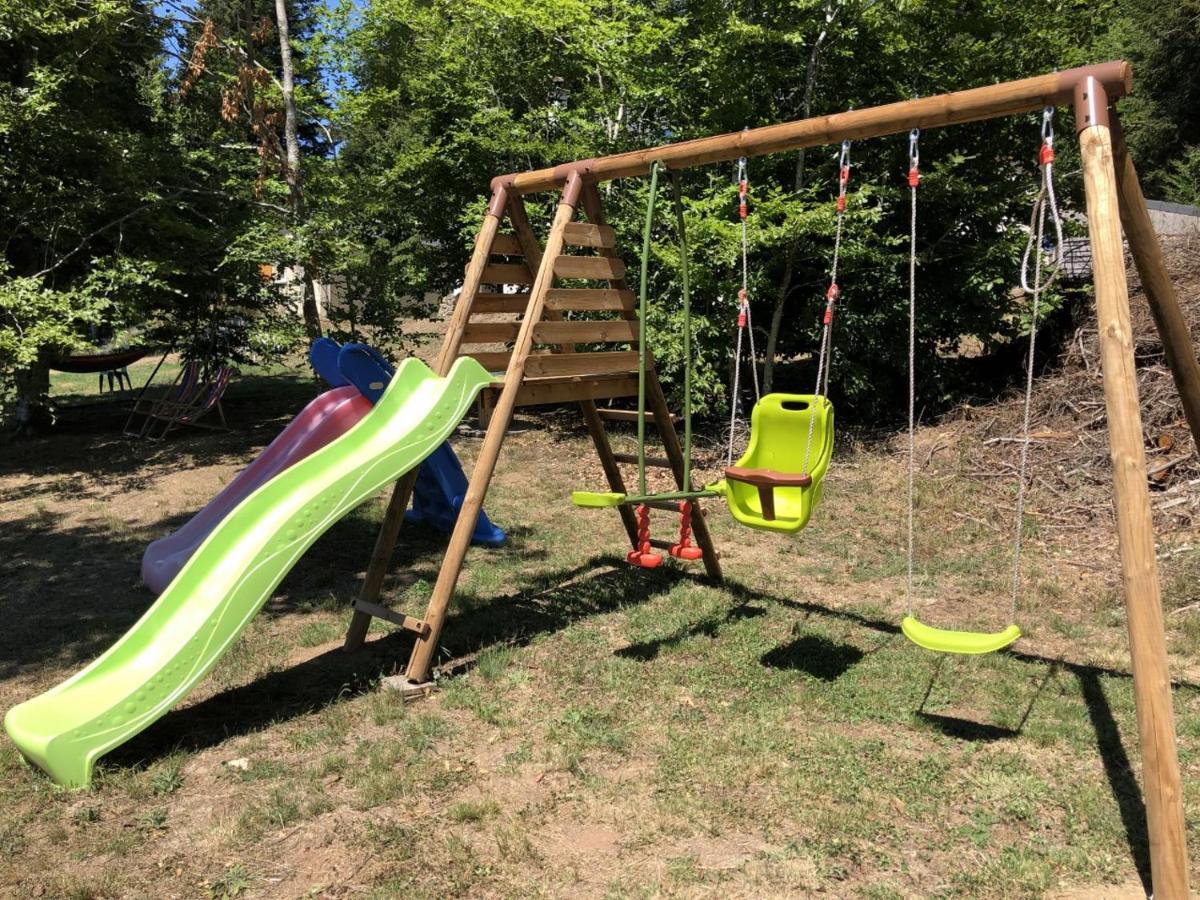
(616, 603, 766, 662)
(108, 554, 683, 769)
(911, 655, 1058, 742)
(761, 634, 865, 681)
(1077, 669, 1152, 894)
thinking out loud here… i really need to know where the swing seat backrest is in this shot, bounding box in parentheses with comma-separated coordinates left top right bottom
(711, 393, 834, 533)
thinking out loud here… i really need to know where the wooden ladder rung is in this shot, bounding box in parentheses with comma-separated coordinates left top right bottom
(464, 351, 514, 372)
(612, 452, 672, 469)
(545, 288, 635, 311)
(563, 222, 617, 249)
(480, 263, 533, 285)
(515, 374, 638, 406)
(463, 321, 521, 343)
(490, 234, 525, 256)
(597, 408, 681, 424)
(524, 351, 639, 379)
(554, 256, 626, 281)
(470, 293, 530, 314)
(532, 320, 638, 344)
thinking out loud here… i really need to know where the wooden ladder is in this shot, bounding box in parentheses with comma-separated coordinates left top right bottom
(344, 173, 722, 685)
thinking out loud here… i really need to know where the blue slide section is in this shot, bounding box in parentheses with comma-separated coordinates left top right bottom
(309, 337, 349, 387)
(336, 342, 506, 546)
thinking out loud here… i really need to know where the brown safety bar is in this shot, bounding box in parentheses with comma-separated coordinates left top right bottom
(497, 61, 1131, 194)
(723, 466, 814, 521)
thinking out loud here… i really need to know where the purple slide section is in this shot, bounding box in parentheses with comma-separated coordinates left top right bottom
(141, 386, 372, 594)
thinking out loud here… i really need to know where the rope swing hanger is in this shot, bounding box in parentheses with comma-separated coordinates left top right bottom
(900, 108, 1064, 655)
(728, 154, 762, 465)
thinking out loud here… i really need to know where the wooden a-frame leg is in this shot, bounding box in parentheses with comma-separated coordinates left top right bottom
(1110, 114, 1200, 451)
(1078, 83, 1189, 899)
(344, 469, 420, 651)
(345, 186, 509, 652)
(401, 172, 587, 686)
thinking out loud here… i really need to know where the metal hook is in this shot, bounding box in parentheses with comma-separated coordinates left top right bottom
(909, 128, 920, 166)
(1041, 106, 1055, 146)
(839, 140, 851, 167)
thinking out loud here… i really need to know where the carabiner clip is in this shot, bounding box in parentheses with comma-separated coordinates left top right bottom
(908, 128, 920, 167)
(1041, 106, 1055, 148)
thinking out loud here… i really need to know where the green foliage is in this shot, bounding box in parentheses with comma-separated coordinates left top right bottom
(325, 0, 1137, 419)
(3, 0, 1195, 426)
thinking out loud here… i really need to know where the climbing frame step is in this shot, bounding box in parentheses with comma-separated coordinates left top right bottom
(563, 222, 617, 248)
(544, 288, 635, 311)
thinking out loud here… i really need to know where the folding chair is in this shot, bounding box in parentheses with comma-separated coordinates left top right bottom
(125, 360, 231, 438)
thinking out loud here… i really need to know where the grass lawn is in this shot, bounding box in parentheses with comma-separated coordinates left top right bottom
(1, 365, 1198, 898)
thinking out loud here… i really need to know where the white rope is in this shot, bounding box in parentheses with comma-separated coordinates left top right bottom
(1010, 107, 1064, 619)
(800, 141, 851, 477)
(728, 155, 761, 465)
(905, 129, 920, 616)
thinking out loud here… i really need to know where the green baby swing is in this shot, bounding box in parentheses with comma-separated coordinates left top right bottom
(571, 146, 845, 540)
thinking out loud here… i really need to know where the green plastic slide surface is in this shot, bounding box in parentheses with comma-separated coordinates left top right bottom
(5, 357, 491, 787)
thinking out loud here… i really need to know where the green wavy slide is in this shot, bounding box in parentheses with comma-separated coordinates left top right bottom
(5, 357, 492, 787)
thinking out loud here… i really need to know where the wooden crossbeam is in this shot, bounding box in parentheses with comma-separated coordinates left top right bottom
(464, 350, 516, 371)
(463, 322, 521, 343)
(545, 288, 635, 311)
(597, 408, 680, 424)
(563, 222, 616, 248)
(612, 452, 672, 468)
(554, 255, 626, 281)
(513, 375, 639, 406)
(481, 263, 533, 285)
(490, 234, 524, 256)
(524, 351, 639, 378)
(532, 320, 638, 344)
(470, 293, 530, 314)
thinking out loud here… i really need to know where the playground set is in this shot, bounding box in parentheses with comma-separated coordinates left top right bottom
(5, 61, 1199, 898)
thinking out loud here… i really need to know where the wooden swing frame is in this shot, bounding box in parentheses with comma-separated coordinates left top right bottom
(343, 60, 1198, 897)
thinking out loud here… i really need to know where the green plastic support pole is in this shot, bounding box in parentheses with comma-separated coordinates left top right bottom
(670, 171, 693, 492)
(637, 162, 663, 498)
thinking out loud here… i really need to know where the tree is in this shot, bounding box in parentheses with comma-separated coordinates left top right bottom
(327, 0, 1112, 420)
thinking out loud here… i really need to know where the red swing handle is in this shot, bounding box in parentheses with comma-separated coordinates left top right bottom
(723, 466, 813, 521)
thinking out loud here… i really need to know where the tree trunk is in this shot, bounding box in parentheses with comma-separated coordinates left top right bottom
(10, 357, 53, 435)
(762, 1, 843, 392)
(274, 0, 322, 340)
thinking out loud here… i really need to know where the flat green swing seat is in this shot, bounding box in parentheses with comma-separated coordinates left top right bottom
(900, 616, 1021, 655)
(708, 393, 834, 534)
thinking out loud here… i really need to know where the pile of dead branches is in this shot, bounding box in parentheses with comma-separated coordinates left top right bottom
(956, 234, 1200, 530)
